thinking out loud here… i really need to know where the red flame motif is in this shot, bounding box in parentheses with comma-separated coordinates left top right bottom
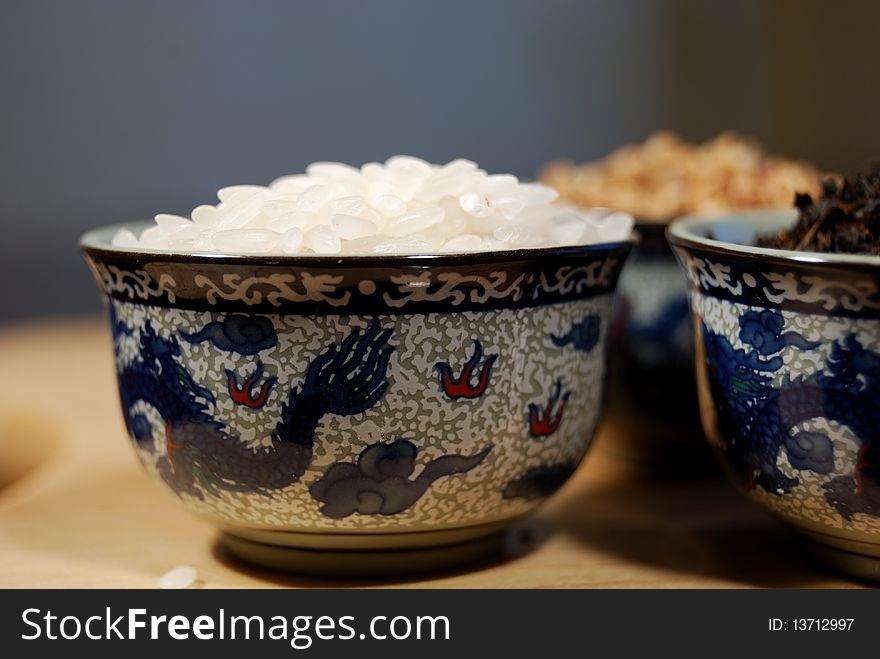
(226, 361, 277, 409)
(436, 340, 498, 399)
(528, 378, 570, 437)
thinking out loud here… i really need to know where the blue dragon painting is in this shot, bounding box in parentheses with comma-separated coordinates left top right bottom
(702, 308, 880, 519)
(114, 316, 394, 500)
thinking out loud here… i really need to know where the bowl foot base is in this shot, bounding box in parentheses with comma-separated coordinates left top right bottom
(798, 530, 880, 582)
(220, 521, 526, 577)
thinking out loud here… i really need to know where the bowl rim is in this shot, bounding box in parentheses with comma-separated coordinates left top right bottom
(667, 209, 880, 272)
(80, 220, 637, 267)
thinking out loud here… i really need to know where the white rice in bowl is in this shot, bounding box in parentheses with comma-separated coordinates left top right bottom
(112, 156, 634, 255)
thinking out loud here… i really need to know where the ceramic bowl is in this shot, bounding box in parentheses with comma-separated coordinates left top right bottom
(604, 220, 707, 470)
(81, 222, 633, 575)
(668, 210, 880, 580)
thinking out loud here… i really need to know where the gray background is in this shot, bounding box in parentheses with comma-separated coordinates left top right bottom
(2, 0, 879, 322)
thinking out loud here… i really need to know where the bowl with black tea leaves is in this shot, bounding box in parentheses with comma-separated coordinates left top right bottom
(668, 167, 880, 580)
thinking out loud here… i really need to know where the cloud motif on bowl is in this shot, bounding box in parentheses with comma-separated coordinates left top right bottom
(181, 314, 278, 355)
(551, 313, 601, 352)
(310, 440, 492, 519)
(783, 431, 835, 474)
(739, 309, 819, 356)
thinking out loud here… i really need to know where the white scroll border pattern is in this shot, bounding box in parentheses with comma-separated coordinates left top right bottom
(684, 254, 880, 313)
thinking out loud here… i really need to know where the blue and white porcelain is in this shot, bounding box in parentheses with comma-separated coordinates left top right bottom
(81, 221, 633, 574)
(669, 210, 880, 580)
(605, 221, 705, 469)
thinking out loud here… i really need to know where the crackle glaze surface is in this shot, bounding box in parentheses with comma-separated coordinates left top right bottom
(82, 240, 631, 538)
(110, 297, 609, 532)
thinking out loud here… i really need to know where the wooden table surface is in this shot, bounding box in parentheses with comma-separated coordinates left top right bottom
(0, 318, 861, 588)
